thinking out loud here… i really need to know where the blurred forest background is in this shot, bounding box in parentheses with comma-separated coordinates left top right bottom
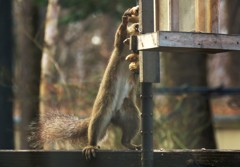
(1, 0, 240, 150)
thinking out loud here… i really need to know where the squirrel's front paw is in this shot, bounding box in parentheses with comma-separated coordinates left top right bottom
(82, 145, 100, 160)
(126, 53, 138, 62)
(123, 6, 139, 24)
(128, 6, 139, 23)
(126, 53, 139, 73)
(129, 62, 139, 73)
(127, 23, 139, 36)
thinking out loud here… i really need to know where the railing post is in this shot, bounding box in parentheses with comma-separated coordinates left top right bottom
(139, 0, 160, 167)
(141, 83, 154, 167)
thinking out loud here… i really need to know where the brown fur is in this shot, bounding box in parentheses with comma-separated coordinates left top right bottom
(29, 6, 140, 159)
(83, 7, 140, 159)
(29, 111, 90, 149)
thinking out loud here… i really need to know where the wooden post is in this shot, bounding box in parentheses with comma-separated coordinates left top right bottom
(139, 0, 160, 83)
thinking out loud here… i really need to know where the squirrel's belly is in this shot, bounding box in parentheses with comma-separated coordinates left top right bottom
(113, 62, 132, 111)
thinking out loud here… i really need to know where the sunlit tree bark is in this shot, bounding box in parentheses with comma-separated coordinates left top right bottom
(40, 0, 60, 117)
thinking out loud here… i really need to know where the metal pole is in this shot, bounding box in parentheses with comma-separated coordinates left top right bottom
(139, 0, 159, 167)
(0, 0, 14, 149)
(141, 83, 153, 167)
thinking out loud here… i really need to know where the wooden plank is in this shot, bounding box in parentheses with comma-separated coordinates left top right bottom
(137, 31, 240, 53)
(0, 150, 240, 167)
(169, 0, 179, 31)
(179, 0, 195, 31)
(159, 0, 170, 31)
(153, 0, 160, 31)
(219, 0, 228, 34)
(214, 115, 240, 129)
(195, 0, 208, 32)
(210, 0, 219, 33)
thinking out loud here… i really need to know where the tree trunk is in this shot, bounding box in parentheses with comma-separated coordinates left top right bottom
(39, 0, 60, 117)
(39, 2, 117, 117)
(13, 0, 43, 149)
(0, 0, 14, 149)
(159, 53, 216, 149)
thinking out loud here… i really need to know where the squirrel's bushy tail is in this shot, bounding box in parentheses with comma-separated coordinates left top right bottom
(28, 111, 90, 150)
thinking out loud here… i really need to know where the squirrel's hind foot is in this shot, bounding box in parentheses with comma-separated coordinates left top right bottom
(82, 145, 100, 160)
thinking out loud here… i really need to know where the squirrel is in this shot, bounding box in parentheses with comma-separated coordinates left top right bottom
(29, 6, 140, 160)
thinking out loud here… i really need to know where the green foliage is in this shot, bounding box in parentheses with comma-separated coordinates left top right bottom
(33, 0, 136, 23)
(59, 0, 136, 23)
(33, 0, 48, 6)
